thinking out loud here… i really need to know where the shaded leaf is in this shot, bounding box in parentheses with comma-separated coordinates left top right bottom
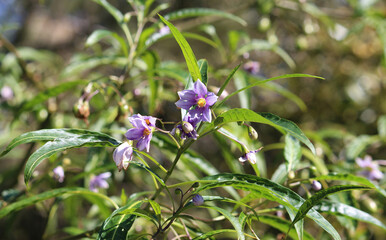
(0, 187, 117, 218)
(284, 134, 302, 172)
(98, 215, 136, 240)
(192, 229, 236, 240)
(85, 29, 128, 56)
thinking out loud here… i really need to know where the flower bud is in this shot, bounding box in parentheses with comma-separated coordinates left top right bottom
(182, 121, 194, 134)
(311, 180, 322, 191)
(1, 86, 14, 101)
(53, 166, 65, 183)
(288, 170, 295, 179)
(73, 100, 90, 119)
(248, 126, 258, 140)
(363, 197, 378, 213)
(192, 194, 204, 206)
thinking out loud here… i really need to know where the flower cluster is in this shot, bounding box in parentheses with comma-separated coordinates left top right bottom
(356, 155, 384, 181)
(112, 80, 219, 171)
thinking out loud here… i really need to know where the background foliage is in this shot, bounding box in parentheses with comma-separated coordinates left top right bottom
(0, 0, 385, 239)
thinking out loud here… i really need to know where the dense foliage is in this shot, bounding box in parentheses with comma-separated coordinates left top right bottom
(0, 0, 385, 239)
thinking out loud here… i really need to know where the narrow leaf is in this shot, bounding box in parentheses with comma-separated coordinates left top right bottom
(196, 173, 341, 240)
(18, 80, 88, 114)
(197, 59, 208, 85)
(1, 128, 118, 158)
(159, 15, 201, 82)
(289, 185, 371, 230)
(200, 205, 244, 240)
(217, 63, 241, 97)
(214, 108, 315, 154)
(0, 187, 117, 218)
(98, 215, 136, 240)
(24, 134, 120, 185)
(315, 200, 386, 230)
(164, 8, 247, 26)
(284, 134, 302, 172)
(193, 229, 236, 240)
(257, 215, 314, 240)
(215, 73, 323, 109)
(314, 173, 386, 198)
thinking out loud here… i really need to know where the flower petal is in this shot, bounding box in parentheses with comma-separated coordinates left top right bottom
(194, 79, 207, 97)
(201, 107, 212, 122)
(125, 128, 144, 140)
(178, 89, 196, 100)
(205, 92, 218, 106)
(176, 99, 195, 110)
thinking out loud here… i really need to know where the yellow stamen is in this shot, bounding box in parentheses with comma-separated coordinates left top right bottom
(197, 98, 206, 108)
(145, 119, 150, 125)
(143, 128, 151, 136)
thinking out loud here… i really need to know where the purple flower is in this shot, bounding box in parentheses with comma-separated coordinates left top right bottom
(89, 172, 111, 192)
(356, 155, 384, 181)
(113, 142, 133, 171)
(192, 194, 204, 206)
(239, 147, 263, 164)
(176, 114, 200, 140)
(1, 86, 13, 101)
(125, 114, 157, 152)
(175, 79, 218, 122)
(243, 61, 260, 75)
(159, 25, 170, 35)
(53, 166, 65, 183)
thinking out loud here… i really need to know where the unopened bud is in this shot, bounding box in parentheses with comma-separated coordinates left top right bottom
(288, 170, 295, 179)
(73, 100, 90, 119)
(248, 126, 258, 140)
(363, 197, 378, 213)
(182, 121, 194, 134)
(311, 180, 322, 191)
(192, 194, 204, 206)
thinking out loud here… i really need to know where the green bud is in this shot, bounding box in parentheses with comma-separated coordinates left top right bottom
(363, 197, 378, 213)
(288, 170, 295, 179)
(248, 126, 258, 140)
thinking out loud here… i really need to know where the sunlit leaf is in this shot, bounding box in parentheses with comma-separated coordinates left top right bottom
(315, 200, 386, 230)
(24, 134, 120, 185)
(197, 59, 208, 85)
(196, 173, 341, 240)
(289, 185, 370, 231)
(164, 8, 247, 26)
(159, 15, 201, 82)
(85, 29, 128, 56)
(314, 173, 386, 198)
(214, 108, 316, 154)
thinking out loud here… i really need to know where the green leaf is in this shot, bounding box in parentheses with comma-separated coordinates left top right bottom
(197, 59, 208, 85)
(62, 56, 127, 76)
(315, 200, 386, 230)
(196, 173, 341, 240)
(92, 0, 123, 23)
(214, 109, 315, 154)
(378, 115, 386, 137)
(217, 63, 241, 97)
(164, 8, 247, 26)
(284, 134, 302, 172)
(0, 187, 118, 219)
(17, 80, 88, 115)
(346, 135, 378, 159)
(200, 205, 244, 240)
(85, 29, 128, 56)
(289, 185, 371, 231)
(237, 39, 295, 69)
(215, 73, 323, 109)
(234, 71, 251, 109)
(142, 50, 159, 114)
(314, 173, 386, 198)
(259, 82, 307, 112)
(158, 15, 201, 82)
(192, 229, 236, 240)
(256, 215, 314, 240)
(24, 134, 120, 185)
(98, 215, 136, 240)
(1, 128, 118, 158)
